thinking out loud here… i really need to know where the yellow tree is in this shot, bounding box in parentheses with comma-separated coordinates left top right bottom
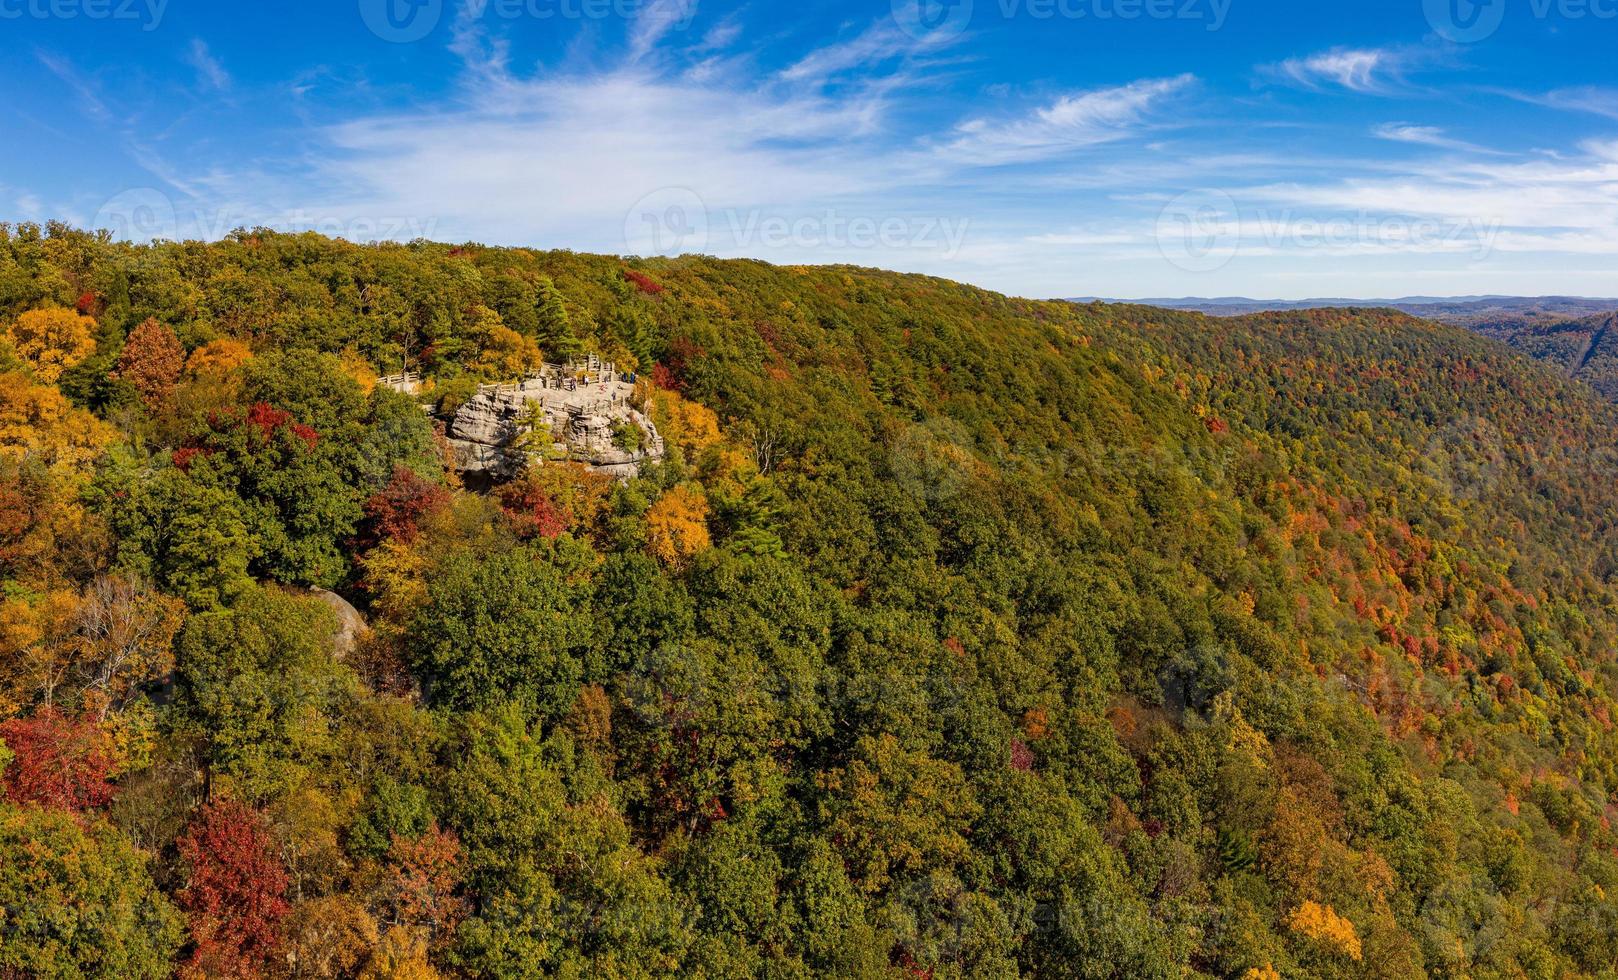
(5, 308, 97, 382)
(359, 927, 440, 980)
(185, 337, 254, 379)
(0, 371, 114, 476)
(469, 305, 544, 380)
(282, 895, 380, 979)
(639, 382, 722, 460)
(645, 484, 712, 569)
(70, 576, 185, 720)
(1286, 901, 1363, 962)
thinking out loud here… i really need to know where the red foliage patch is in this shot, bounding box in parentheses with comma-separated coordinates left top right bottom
(653, 336, 705, 392)
(1010, 737, 1035, 773)
(178, 799, 290, 978)
(650, 364, 683, 392)
(1205, 416, 1230, 435)
(290, 423, 320, 449)
(0, 707, 117, 812)
(362, 466, 450, 547)
(0, 468, 45, 567)
(499, 480, 566, 541)
(172, 446, 215, 472)
(75, 291, 102, 316)
(388, 823, 468, 933)
(624, 268, 665, 295)
(246, 402, 293, 438)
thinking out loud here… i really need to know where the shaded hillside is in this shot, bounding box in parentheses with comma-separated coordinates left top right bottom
(3, 224, 1618, 977)
(1078, 295, 1618, 402)
(1468, 312, 1618, 401)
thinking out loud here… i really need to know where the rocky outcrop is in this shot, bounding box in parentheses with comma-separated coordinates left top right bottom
(311, 588, 370, 658)
(445, 360, 665, 480)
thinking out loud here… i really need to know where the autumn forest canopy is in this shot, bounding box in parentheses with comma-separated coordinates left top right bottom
(6, 222, 1618, 978)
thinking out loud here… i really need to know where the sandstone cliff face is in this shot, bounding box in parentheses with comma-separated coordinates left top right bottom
(444, 365, 665, 480)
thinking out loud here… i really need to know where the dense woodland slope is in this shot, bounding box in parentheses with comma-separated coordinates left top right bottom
(3, 223, 1618, 978)
(1464, 312, 1618, 402)
(1081, 297, 1618, 402)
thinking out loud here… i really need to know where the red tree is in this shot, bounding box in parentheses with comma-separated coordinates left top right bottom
(115, 317, 185, 408)
(360, 466, 450, 547)
(177, 799, 290, 977)
(0, 707, 116, 811)
(499, 479, 566, 541)
(388, 823, 468, 937)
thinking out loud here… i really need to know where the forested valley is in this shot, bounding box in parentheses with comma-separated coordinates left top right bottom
(3, 223, 1618, 978)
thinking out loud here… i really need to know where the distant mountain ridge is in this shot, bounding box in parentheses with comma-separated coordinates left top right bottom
(1070, 294, 1618, 399)
(1067, 295, 1618, 322)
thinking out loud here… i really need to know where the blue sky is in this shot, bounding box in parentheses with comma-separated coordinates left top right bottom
(6, 0, 1618, 298)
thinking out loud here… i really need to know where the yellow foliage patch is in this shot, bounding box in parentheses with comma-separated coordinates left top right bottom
(1286, 900, 1362, 961)
(0, 371, 113, 477)
(5, 308, 97, 382)
(186, 337, 254, 378)
(341, 349, 380, 394)
(645, 484, 712, 569)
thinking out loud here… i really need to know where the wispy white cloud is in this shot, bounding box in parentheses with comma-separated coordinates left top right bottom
(1247, 140, 1618, 252)
(36, 50, 112, 122)
(1499, 85, 1618, 121)
(937, 75, 1196, 166)
(780, 21, 925, 84)
(628, 0, 701, 62)
(187, 39, 231, 92)
(1373, 122, 1499, 153)
(697, 18, 743, 53)
(46, 9, 1618, 299)
(1264, 46, 1425, 95)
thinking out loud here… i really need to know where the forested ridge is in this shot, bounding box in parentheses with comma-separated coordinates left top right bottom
(3, 222, 1618, 978)
(1465, 311, 1618, 402)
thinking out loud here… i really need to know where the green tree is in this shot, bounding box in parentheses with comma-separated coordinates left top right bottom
(176, 585, 354, 801)
(407, 545, 592, 719)
(0, 803, 185, 979)
(442, 704, 692, 977)
(535, 276, 583, 362)
(106, 465, 257, 609)
(489, 271, 540, 337)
